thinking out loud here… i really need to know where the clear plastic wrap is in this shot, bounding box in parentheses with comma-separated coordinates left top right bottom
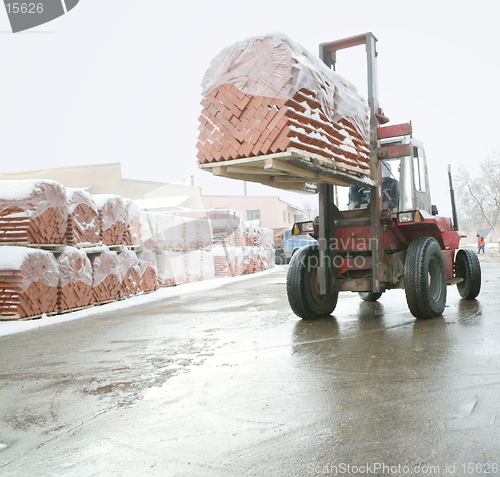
(0, 180, 69, 244)
(136, 249, 157, 276)
(123, 199, 143, 246)
(154, 213, 190, 251)
(212, 245, 236, 277)
(57, 247, 93, 288)
(0, 246, 59, 293)
(89, 248, 120, 287)
(201, 34, 369, 143)
(93, 194, 126, 232)
(65, 188, 100, 245)
(156, 250, 187, 286)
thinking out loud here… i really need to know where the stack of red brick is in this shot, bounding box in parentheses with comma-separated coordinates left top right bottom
(65, 189, 100, 246)
(0, 179, 68, 244)
(197, 35, 370, 172)
(0, 246, 59, 319)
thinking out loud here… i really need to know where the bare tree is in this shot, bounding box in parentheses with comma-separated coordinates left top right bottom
(302, 201, 318, 220)
(455, 152, 500, 237)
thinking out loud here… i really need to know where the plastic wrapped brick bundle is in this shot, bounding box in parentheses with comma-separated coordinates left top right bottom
(57, 247, 93, 311)
(260, 228, 274, 249)
(243, 221, 255, 246)
(185, 250, 204, 283)
(172, 209, 236, 249)
(155, 214, 190, 251)
(136, 249, 158, 292)
(118, 247, 141, 298)
(156, 250, 187, 286)
(233, 221, 245, 247)
(123, 199, 143, 246)
(93, 194, 126, 246)
(213, 246, 235, 277)
(206, 210, 240, 247)
(0, 179, 68, 244)
(254, 226, 263, 247)
(183, 216, 213, 251)
(242, 246, 255, 275)
(89, 248, 121, 303)
(65, 189, 100, 246)
(0, 246, 59, 319)
(201, 250, 215, 281)
(197, 34, 370, 174)
(234, 247, 245, 276)
(139, 211, 158, 250)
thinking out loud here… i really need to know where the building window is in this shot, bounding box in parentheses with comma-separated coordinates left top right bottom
(247, 209, 261, 221)
(294, 214, 304, 222)
(283, 211, 286, 222)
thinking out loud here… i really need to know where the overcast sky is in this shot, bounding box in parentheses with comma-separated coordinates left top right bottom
(0, 0, 499, 215)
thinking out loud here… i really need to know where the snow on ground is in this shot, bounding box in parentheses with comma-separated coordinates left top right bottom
(0, 267, 281, 337)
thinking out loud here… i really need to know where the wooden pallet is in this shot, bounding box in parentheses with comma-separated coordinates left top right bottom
(0, 313, 42, 322)
(199, 148, 374, 192)
(0, 242, 66, 252)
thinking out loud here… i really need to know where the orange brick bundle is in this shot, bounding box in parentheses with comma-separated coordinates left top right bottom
(0, 179, 68, 244)
(65, 189, 100, 246)
(0, 246, 59, 319)
(123, 199, 143, 246)
(89, 248, 121, 303)
(197, 35, 370, 171)
(57, 247, 93, 311)
(136, 249, 158, 292)
(93, 195, 126, 246)
(213, 246, 235, 277)
(119, 247, 140, 298)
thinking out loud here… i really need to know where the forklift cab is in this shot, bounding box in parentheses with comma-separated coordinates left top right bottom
(348, 137, 434, 216)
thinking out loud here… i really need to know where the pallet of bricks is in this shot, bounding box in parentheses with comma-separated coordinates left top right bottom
(172, 209, 275, 278)
(0, 179, 158, 320)
(196, 34, 374, 192)
(140, 210, 214, 286)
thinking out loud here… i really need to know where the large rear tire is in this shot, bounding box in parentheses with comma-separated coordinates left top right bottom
(455, 249, 481, 299)
(358, 291, 383, 302)
(286, 245, 339, 319)
(404, 236, 447, 319)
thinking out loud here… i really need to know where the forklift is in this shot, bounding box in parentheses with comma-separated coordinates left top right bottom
(286, 33, 481, 320)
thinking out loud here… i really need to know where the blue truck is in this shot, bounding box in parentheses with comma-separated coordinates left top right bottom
(275, 228, 318, 264)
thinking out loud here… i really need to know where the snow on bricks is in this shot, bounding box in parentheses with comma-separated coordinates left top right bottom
(93, 194, 126, 246)
(197, 35, 370, 176)
(0, 246, 59, 319)
(123, 199, 143, 246)
(0, 179, 68, 244)
(89, 248, 121, 303)
(57, 247, 93, 311)
(0, 179, 277, 319)
(65, 189, 100, 246)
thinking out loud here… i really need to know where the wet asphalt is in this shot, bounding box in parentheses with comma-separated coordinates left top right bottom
(1, 263, 499, 477)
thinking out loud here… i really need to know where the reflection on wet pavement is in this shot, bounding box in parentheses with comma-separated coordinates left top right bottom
(1, 264, 499, 476)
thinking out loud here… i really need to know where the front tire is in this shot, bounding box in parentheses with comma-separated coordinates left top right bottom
(286, 245, 339, 319)
(404, 236, 447, 319)
(455, 249, 481, 299)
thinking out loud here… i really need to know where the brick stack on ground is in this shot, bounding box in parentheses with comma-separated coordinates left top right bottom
(196, 35, 370, 174)
(0, 246, 59, 319)
(93, 194, 126, 246)
(57, 247, 94, 311)
(65, 189, 100, 246)
(1, 178, 276, 319)
(0, 179, 68, 245)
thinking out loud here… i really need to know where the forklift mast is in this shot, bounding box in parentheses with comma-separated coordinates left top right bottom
(318, 33, 385, 294)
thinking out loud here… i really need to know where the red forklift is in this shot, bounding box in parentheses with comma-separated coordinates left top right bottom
(287, 33, 481, 320)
